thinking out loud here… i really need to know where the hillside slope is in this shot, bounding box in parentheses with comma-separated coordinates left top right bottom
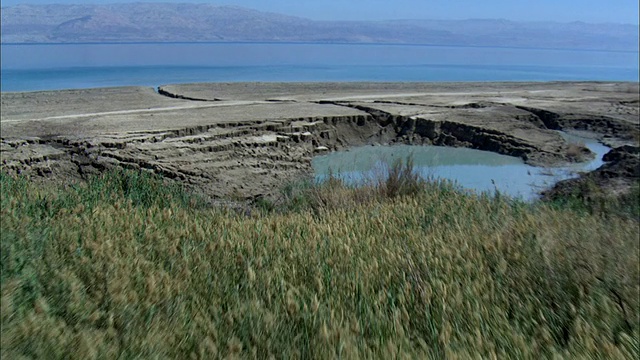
(1, 3, 638, 51)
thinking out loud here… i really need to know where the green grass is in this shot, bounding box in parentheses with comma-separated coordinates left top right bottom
(1, 165, 638, 359)
(545, 179, 640, 220)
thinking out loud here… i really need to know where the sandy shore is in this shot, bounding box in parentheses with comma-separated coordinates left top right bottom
(1, 82, 638, 199)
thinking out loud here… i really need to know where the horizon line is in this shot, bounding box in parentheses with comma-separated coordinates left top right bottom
(1, 3, 638, 26)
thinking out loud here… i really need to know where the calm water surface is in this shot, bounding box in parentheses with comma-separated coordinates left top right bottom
(313, 135, 610, 201)
(1, 42, 638, 91)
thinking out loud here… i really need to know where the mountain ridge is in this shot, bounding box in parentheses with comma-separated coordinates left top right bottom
(2, 3, 638, 51)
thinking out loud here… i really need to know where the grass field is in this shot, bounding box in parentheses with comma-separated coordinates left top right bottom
(1, 165, 638, 358)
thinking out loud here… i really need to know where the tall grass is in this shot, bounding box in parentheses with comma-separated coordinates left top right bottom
(267, 156, 433, 214)
(1, 166, 638, 358)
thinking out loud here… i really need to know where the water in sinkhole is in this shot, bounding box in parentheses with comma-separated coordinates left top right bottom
(312, 133, 609, 201)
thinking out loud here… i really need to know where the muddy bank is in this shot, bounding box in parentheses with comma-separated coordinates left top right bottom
(543, 144, 640, 201)
(1, 82, 638, 199)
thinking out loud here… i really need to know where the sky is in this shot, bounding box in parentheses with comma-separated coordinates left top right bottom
(2, 0, 639, 24)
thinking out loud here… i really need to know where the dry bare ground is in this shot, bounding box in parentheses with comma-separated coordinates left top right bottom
(2, 82, 638, 199)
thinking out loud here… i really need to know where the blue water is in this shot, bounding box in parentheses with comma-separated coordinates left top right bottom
(313, 135, 610, 201)
(1, 43, 638, 92)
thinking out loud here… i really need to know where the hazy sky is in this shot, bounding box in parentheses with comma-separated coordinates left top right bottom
(2, 0, 639, 24)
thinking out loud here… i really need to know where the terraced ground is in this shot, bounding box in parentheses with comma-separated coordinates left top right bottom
(1, 82, 638, 198)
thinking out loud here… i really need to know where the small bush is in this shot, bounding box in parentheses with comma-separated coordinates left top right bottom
(378, 155, 424, 198)
(566, 142, 588, 161)
(268, 156, 429, 214)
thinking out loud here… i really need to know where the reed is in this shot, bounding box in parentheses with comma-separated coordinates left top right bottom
(1, 166, 638, 359)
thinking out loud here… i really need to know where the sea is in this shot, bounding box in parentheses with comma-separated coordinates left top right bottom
(1, 42, 638, 92)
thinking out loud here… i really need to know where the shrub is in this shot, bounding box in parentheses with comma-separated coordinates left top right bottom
(378, 155, 425, 199)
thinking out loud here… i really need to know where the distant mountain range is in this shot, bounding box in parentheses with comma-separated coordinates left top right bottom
(2, 3, 638, 51)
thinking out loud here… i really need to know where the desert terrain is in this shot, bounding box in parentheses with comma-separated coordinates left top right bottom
(1, 82, 638, 199)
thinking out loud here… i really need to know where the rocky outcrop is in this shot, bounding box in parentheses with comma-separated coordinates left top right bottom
(542, 145, 640, 201)
(327, 102, 593, 165)
(516, 105, 639, 141)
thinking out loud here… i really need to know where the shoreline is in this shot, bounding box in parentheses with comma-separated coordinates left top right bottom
(4, 41, 639, 54)
(2, 80, 639, 95)
(1, 81, 638, 199)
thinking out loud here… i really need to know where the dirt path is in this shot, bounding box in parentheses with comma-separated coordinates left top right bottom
(1, 100, 276, 123)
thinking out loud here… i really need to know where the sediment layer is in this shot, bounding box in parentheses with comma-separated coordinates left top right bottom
(1, 82, 638, 199)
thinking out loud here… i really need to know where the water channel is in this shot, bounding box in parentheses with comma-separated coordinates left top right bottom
(312, 133, 610, 201)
